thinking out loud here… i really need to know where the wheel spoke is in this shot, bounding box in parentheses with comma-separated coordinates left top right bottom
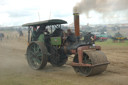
(35, 58, 41, 64)
(29, 51, 34, 55)
(27, 42, 47, 70)
(31, 56, 41, 66)
(31, 44, 36, 53)
(31, 45, 34, 51)
(33, 44, 37, 52)
(36, 52, 42, 57)
(36, 45, 40, 52)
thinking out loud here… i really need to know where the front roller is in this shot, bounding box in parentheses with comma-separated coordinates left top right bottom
(72, 50, 109, 76)
(26, 41, 48, 70)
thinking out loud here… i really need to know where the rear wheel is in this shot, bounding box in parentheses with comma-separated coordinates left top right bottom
(27, 42, 47, 70)
(50, 55, 67, 67)
(49, 47, 68, 67)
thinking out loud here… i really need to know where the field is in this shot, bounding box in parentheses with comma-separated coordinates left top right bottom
(0, 31, 128, 85)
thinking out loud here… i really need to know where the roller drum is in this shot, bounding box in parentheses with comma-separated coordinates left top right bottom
(73, 50, 109, 76)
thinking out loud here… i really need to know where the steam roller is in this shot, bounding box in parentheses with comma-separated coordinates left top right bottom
(23, 10, 109, 77)
(72, 49, 109, 76)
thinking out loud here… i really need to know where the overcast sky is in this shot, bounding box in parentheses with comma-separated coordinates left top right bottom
(0, 0, 81, 26)
(1, 0, 128, 26)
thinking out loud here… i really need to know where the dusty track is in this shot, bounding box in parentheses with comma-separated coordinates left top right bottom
(0, 31, 128, 85)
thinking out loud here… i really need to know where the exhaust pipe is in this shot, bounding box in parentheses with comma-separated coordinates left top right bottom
(73, 12, 80, 36)
(73, 12, 80, 41)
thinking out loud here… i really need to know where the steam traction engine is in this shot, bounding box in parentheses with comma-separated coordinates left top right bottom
(22, 13, 109, 76)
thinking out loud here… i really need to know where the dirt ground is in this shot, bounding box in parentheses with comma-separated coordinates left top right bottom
(0, 31, 128, 85)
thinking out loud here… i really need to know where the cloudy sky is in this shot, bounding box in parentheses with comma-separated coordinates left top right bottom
(0, 0, 128, 26)
(0, 0, 81, 26)
(74, 0, 128, 25)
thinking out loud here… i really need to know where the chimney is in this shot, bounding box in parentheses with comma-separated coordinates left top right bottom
(73, 12, 80, 37)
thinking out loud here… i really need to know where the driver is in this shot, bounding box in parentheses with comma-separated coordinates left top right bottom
(66, 29, 76, 45)
(31, 26, 37, 41)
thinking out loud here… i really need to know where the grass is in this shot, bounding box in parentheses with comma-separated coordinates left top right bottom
(0, 74, 74, 85)
(95, 39, 128, 47)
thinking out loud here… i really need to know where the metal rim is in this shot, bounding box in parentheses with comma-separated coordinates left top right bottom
(27, 42, 47, 69)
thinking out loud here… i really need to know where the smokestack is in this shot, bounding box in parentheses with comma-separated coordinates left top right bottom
(73, 12, 80, 37)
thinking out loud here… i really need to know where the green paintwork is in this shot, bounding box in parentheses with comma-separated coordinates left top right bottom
(50, 37, 61, 45)
(38, 34, 44, 42)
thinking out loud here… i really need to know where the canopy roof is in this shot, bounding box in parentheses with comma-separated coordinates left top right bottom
(22, 19, 67, 26)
